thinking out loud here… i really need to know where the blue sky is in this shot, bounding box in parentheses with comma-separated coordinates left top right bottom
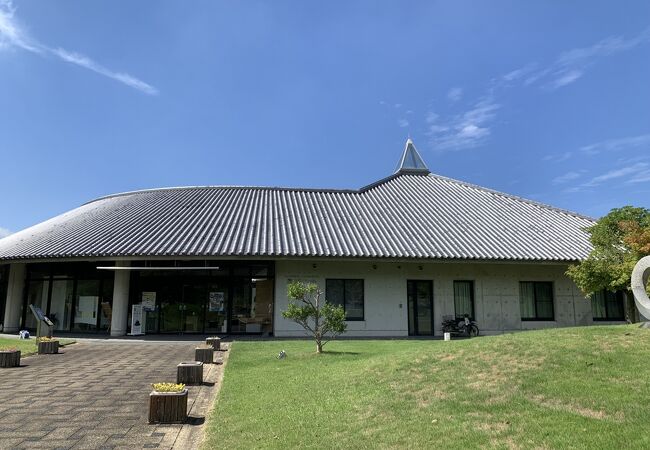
(1, 1, 649, 236)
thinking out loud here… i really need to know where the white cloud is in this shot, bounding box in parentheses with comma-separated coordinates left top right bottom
(0, 0, 39, 52)
(543, 151, 573, 163)
(0, 0, 157, 95)
(580, 134, 650, 155)
(418, 28, 650, 154)
(426, 97, 500, 151)
(0, 227, 11, 238)
(506, 27, 650, 90)
(557, 31, 650, 66)
(502, 64, 537, 83)
(425, 112, 439, 124)
(52, 48, 158, 95)
(447, 87, 463, 102)
(544, 134, 650, 163)
(552, 171, 583, 184)
(567, 162, 649, 192)
(549, 69, 583, 89)
(629, 169, 650, 183)
(585, 163, 648, 186)
(398, 118, 409, 128)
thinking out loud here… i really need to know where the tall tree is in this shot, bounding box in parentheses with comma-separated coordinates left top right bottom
(567, 206, 650, 319)
(282, 281, 347, 353)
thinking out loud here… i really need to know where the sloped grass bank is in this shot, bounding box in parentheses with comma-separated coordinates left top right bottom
(204, 326, 650, 449)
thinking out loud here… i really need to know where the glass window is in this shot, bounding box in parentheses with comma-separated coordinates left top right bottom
(73, 280, 101, 332)
(21, 262, 114, 333)
(25, 279, 50, 330)
(205, 282, 228, 334)
(407, 280, 433, 335)
(231, 280, 253, 333)
(0, 265, 8, 326)
(520, 281, 554, 321)
(99, 280, 114, 332)
(453, 281, 474, 319)
(326, 279, 364, 320)
(592, 290, 625, 321)
(49, 279, 74, 331)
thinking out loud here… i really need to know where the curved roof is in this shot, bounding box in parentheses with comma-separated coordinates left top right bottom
(0, 171, 594, 262)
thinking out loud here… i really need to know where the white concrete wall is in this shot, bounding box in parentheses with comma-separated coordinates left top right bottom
(273, 259, 612, 337)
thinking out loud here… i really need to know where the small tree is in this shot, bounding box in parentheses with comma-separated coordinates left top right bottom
(567, 206, 650, 320)
(282, 281, 347, 353)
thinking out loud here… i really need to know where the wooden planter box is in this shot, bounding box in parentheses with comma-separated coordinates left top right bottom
(148, 389, 188, 424)
(206, 337, 221, 351)
(0, 350, 21, 368)
(177, 361, 203, 385)
(195, 347, 214, 364)
(38, 340, 59, 355)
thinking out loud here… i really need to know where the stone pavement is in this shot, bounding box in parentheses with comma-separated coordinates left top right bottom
(0, 340, 226, 450)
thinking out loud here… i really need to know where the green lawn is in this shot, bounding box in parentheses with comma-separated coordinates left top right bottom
(0, 337, 74, 356)
(204, 325, 650, 449)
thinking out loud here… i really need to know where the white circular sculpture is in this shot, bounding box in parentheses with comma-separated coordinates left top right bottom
(631, 256, 650, 319)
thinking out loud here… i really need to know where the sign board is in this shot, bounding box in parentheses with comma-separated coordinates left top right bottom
(209, 292, 225, 312)
(29, 304, 54, 327)
(129, 304, 145, 336)
(142, 292, 156, 312)
(29, 304, 46, 322)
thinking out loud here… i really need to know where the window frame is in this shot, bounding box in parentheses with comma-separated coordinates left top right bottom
(592, 289, 625, 321)
(519, 281, 555, 321)
(453, 280, 475, 320)
(325, 278, 365, 321)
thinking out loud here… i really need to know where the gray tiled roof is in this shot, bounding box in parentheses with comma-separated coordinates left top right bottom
(0, 172, 594, 262)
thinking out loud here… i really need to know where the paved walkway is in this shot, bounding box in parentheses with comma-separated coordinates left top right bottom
(0, 340, 225, 450)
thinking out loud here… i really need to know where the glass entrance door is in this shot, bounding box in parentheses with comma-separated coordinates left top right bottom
(205, 282, 228, 334)
(407, 280, 434, 336)
(181, 284, 205, 333)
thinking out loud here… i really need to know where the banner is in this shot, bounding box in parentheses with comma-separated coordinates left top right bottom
(130, 304, 145, 335)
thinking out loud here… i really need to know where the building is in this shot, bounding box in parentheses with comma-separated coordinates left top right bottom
(0, 140, 628, 338)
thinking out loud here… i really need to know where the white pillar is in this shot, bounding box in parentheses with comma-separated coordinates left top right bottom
(110, 261, 131, 337)
(3, 263, 26, 333)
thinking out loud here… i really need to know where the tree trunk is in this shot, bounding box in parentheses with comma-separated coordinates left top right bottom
(316, 341, 323, 353)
